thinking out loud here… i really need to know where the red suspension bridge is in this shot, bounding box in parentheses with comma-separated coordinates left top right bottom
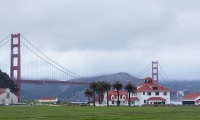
(0, 33, 169, 100)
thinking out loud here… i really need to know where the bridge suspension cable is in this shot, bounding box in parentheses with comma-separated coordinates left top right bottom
(158, 63, 171, 83)
(134, 62, 151, 78)
(0, 35, 10, 48)
(0, 35, 11, 73)
(20, 34, 86, 81)
(157, 63, 176, 89)
(0, 35, 10, 44)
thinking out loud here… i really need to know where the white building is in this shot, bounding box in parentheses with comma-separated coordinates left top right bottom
(130, 77, 171, 106)
(182, 93, 200, 105)
(38, 97, 58, 103)
(0, 88, 18, 105)
(95, 90, 128, 106)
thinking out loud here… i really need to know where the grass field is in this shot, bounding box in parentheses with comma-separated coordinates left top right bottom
(0, 105, 199, 120)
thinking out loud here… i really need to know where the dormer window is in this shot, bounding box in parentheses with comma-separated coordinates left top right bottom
(111, 95, 114, 100)
(152, 87, 158, 90)
(122, 95, 126, 99)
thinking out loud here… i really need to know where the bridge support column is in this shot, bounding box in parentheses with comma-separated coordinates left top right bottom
(152, 61, 158, 84)
(10, 33, 21, 101)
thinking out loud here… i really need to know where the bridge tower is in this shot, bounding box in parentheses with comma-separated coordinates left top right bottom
(10, 33, 21, 100)
(152, 61, 158, 84)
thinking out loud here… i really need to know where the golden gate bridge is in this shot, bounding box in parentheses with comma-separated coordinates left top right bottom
(0, 33, 169, 100)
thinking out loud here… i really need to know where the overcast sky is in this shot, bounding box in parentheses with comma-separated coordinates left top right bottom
(1, 0, 200, 80)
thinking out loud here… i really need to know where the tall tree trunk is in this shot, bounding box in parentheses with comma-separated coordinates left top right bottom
(107, 90, 109, 106)
(100, 92, 103, 104)
(93, 91, 95, 106)
(99, 92, 101, 104)
(117, 90, 120, 106)
(128, 92, 130, 106)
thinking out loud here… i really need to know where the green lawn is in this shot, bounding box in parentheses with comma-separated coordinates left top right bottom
(0, 105, 199, 120)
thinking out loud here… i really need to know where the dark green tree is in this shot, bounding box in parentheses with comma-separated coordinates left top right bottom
(0, 69, 18, 94)
(113, 81, 123, 106)
(89, 81, 98, 106)
(103, 81, 111, 106)
(84, 88, 93, 103)
(96, 81, 106, 104)
(124, 82, 137, 106)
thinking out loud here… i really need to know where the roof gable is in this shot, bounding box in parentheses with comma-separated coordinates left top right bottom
(136, 82, 170, 91)
(107, 90, 128, 101)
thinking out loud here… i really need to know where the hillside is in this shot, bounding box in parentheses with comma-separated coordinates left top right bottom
(21, 72, 200, 102)
(21, 72, 143, 101)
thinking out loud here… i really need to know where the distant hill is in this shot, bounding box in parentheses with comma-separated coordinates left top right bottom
(82, 72, 143, 85)
(21, 72, 200, 102)
(21, 72, 143, 101)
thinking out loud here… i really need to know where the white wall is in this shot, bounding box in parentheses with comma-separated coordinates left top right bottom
(130, 91, 170, 106)
(0, 90, 18, 104)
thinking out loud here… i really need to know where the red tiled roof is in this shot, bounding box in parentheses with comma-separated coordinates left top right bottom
(38, 97, 57, 100)
(95, 95, 104, 102)
(130, 97, 138, 101)
(183, 93, 200, 99)
(195, 99, 200, 103)
(107, 90, 128, 101)
(136, 81, 170, 92)
(147, 97, 166, 102)
(0, 88, 7, 91)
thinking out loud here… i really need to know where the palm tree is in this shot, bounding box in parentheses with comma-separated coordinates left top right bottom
(96, 81, 105, 104)
(103, 81, 111, 106)
(90, 82, 98, 106)
(84, 88, 93, 104)
(124, 82, 137, 106)
(113, 81, 123, 106)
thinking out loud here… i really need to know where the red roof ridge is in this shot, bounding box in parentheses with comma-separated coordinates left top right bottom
(129, 97, 138, 101)
(38, 97, 57, 100)
(183, 93, 200, 99)
(147, 97, 166, 101)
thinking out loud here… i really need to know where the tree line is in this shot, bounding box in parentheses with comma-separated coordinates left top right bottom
(84, 81, 136, 106)
(0, 69, 18, 94)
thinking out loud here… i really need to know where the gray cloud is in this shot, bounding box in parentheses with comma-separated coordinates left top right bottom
(1, 0, 200, 80)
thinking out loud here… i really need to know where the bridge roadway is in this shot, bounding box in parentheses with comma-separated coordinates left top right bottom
(14, 79, 90, 85)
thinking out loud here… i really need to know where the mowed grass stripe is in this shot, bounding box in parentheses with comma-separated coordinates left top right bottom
(0, 106, 200, 120)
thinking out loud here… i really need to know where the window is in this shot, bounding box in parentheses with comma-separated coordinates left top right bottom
(111, 96, 114, 100)
(147, 92, 151, 95)
(132, 92, 136, 96)
(163, 92, 167, 96)
(143, 92, 145, 95)
(122, 96, 126, 99)
(6, 93, 10, 99)
(152, 87, 158, 90)
(155, 92, 159, 96)
(144, 100, 146, 103)
(112, 101, 114, 104)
